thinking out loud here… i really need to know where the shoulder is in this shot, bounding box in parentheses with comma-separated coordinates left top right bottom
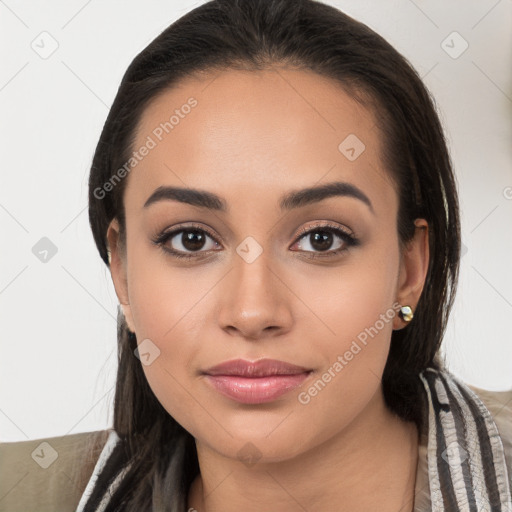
(467, 383, 512, 479)
(414, 380, 512, 511)
(0, 428, 112, 512)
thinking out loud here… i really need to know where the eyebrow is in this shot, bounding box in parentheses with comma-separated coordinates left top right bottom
(143, 181, 375, 214)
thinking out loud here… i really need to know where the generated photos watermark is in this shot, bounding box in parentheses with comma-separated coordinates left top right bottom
(93, 97, 198, 200)
(297, 301, 402, 405)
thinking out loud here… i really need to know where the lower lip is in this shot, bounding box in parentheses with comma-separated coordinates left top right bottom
(205, 373, 311, 404)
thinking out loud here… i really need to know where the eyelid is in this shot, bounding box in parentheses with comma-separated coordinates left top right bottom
(155, 222, 221, 244)
(292, 220, 356, 243)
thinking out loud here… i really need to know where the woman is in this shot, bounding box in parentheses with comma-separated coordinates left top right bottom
(75, 0, 512, 510)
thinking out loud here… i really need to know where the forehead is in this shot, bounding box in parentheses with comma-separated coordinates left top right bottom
(125, 67, 396, 214)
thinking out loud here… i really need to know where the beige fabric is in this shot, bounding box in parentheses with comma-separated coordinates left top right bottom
(1, 385, 510, 512)
(0, 429, 109, 512)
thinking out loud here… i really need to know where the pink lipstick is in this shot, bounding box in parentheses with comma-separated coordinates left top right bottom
(203, 359, 312, 404)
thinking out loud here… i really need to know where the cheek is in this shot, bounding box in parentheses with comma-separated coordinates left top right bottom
(126, 235, 209, 340)
(296, 234, 400, 355)
(289, 259, 400, 446)
(333, 265, 398, 349)
(127, 259, 210, 376)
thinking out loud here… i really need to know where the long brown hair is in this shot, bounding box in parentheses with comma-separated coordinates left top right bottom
(83, 0, 460, 509)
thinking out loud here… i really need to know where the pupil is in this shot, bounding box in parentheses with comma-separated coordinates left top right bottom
(311, 231, 332, 251)
(182, 230, 205, 251)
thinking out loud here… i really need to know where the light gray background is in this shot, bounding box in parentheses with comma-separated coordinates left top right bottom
(1, 0, 511, 442)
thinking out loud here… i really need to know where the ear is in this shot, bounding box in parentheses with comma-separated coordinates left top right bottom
(106, 218, 136, 333)
(393, 218, 429, 330)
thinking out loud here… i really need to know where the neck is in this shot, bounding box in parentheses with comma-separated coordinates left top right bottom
(188, 387, 419, 512)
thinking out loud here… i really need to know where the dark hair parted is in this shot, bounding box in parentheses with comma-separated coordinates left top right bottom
(85, 0, 460, 510)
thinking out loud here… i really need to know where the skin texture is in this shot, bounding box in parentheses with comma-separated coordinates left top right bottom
(107, 67, 429, 511)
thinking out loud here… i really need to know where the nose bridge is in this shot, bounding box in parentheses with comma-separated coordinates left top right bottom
(217, 241, 292, 338)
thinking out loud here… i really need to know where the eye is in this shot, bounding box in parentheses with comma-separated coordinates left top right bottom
(152, 224, 221, 260)
(152, 221, 359, 261)
(290, 222, 359, 259)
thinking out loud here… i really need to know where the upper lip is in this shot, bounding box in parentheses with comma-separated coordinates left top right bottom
(203, 358, 312, 377)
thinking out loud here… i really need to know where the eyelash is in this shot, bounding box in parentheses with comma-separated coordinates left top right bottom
(152, 222, 359, 261)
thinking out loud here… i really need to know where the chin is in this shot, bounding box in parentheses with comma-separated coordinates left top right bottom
(197, 426, 317, 466)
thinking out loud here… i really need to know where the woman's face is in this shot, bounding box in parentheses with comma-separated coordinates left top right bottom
(107, 67, 428, 462)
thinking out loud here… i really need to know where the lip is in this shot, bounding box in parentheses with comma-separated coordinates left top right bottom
(203, 358, 312, 404)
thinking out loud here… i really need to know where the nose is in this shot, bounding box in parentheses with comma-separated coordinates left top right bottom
(216, 250, 294, 341)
